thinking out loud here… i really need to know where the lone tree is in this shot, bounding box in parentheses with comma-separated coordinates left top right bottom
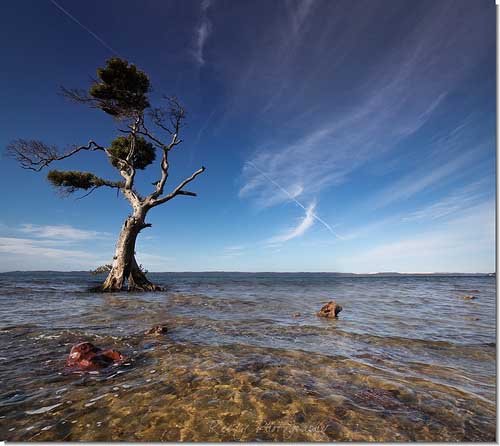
(7, 58, 205, 291)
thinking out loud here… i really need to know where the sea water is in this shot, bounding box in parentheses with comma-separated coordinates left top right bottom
(0, 272, 495, 441)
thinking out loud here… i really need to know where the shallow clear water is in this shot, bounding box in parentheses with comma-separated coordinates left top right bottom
(0, 272, 495, 441)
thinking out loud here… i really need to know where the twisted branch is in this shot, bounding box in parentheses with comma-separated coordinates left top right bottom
(150, 166, 205, 207)
(6, 139, 104, 171)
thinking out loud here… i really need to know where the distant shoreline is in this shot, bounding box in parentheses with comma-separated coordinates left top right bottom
(0, 270, 495, 277)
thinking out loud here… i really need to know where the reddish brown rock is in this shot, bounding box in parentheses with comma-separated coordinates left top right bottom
(65, 342, 124, 371)
(317, 301, 342, 318)
(145, 324, 168, 336)
(462, 295, 477, 300)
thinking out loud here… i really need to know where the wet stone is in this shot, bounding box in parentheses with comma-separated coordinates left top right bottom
(294, 411, 306, 423)
(65, 342, 125, 372)
(317, 301, 343, 318)
(260, 391, 279, 402)
(145, 325, 168, 336)
(323, 419, 343, 439)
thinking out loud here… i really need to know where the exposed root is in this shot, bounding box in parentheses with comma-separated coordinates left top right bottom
(91, 280, 162, 293)
(99, 273, 125, 292)
(93, 256, 162, 292)
(127, 258, 163, 291)
(127, 278, 163, 292)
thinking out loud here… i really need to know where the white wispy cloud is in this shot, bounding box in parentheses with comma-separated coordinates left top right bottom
(0, 221, 179, 271)
(19, 224, 108, 241)
(333, 178, 493, 243)
(0, 237, 96, 259)
(217, 202, 321, 254)
(288, 0, 316, 34)
(259, 0, 317, 114)
(244, 161, 341, 239)
(224, 245, 245, 252)
(193, 0, 213, 66)
(0, 223, 113, 271)
(240, 1, 489, 209)
(0, 236, 106, 271)
(267, 202, 316, 244)
(345, 200, 495, 273)
(400, 179, 491, 222)
(371, 147, 481, 210)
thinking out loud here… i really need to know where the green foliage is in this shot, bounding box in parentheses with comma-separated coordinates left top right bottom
(47, 170, 112, 194)
(89, 58, 150, 117)
(108, 136, 156, 170)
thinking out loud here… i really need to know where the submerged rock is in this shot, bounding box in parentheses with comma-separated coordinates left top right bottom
(145, 324, 168, 336)
(317, 301, 342, 318)
(65, 342, 124, 371)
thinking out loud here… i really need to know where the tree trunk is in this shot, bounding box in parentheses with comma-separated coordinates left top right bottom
(128, 256, 161, 291)
(100, 211, 161, 292)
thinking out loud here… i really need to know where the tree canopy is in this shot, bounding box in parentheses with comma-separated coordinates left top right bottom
(108, 136, 155, 170)
(47, 170, 123, 195)
(62, 57, 151, 118)
(6, 57, 205, 204)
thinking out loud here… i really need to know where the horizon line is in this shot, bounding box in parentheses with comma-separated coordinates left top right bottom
(0, 270, 495, 275)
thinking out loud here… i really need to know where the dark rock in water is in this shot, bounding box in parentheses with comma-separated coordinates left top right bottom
(317, 301, 342, 318)
(462, 295, 477, 300)
(294, 411, 306, 423)
(323, 419, 343, 439)
(145, 324, 168, 336)
(65, 342, 124, 371)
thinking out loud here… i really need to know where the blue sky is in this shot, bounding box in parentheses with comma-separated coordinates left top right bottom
(0, 0, 495, 273)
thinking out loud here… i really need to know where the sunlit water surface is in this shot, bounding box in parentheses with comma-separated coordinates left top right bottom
(0, 272, 495, 441)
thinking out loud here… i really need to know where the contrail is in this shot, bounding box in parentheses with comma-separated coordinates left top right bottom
(246, 161, 343, 239)
(49, 0, 121, 57)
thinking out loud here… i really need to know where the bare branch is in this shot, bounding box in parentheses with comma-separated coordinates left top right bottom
(126, 116, 141, 163)
(60, 86, 91, 104)
(6, 139, 104, 172)
(142, 114, 184, 203)
(149, 108, 172, 134)
(146, 148, 170, 201)
(6, 137, 141, 205)
(149, 96, 186, 136)
(145, 133, 183, 202)
(149, 166, 205, 207)
(128, 97, 187, 205)
(137, 128, 167, 150)
(138, 121, 182, 152)
(76, 186, 99, 200)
